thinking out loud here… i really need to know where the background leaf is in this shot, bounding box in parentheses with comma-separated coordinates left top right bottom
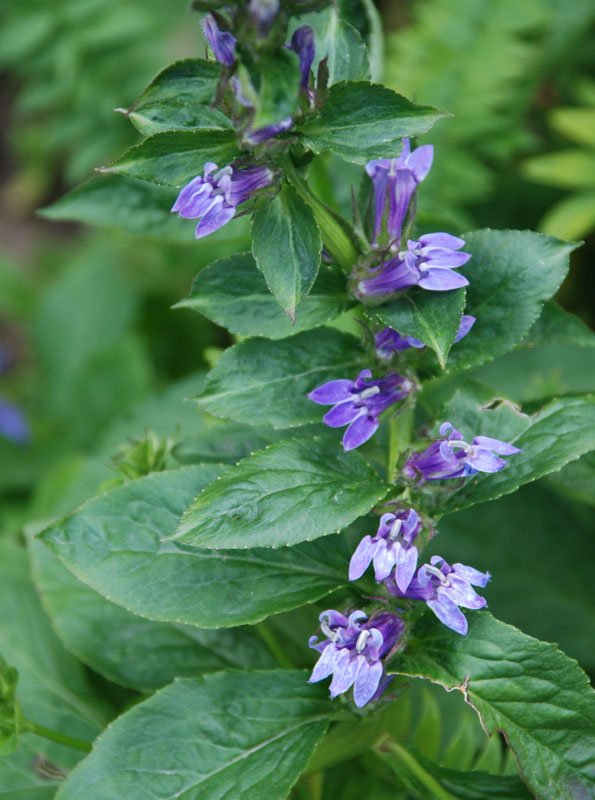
(39, 466, 353, 628)
(252, 183, 322, 319)
(55, 671, 331, 800)
(391, 612, 595, 800)
(196, 328, 363, 427)
(296, 82, 445, 163)
(173, 436, 388, 549)
(177, 253, 354, 339)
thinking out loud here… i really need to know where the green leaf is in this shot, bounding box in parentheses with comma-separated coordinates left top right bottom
(237, 50, 301, 131)
(0, 738, 62, 799)
(549, 107, 595, 148)
(522, 149, 595, 189)
(27, 532, 274, 691)
(548, 451, 595, 507)
(0, 654, 20, 755)
(196, 328, 363, 427)
(390, 612, 595, 800)
(39, 466, 352, 628)
(123, 58, 228, 135)
(101, 129, 240, 186)
(296, 81, 445, 163)
(538, 191, 595, 240)
(0, 540, 109, 770)
(252, 183, 322, 318)
(176, 252, 354, 339)
(438, 481, 595, 677)
(55, 671, 330, 800)
(447, 229, 577, 371)
(376, 288, 466, 370)
(171, 436, 388, 549)
(290, 6, 371, 84)
(439, 395, 595, 514)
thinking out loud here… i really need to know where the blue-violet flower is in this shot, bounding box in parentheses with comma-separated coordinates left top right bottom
(387, 556, 489, 636)
(308, 610, 403, 707)
(403, 421, 522, 482)
(308, 369, 413, 450)
(349, 508, 421, 591)
(202, 14, 237, 66)
(366, 138, 434, 245)
(375, 315, 476, 360)
(171, 162, 273, 238)
(359, 233, 471, 296)
(0, 399, 30, 445)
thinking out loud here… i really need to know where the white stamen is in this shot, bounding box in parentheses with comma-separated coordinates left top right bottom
(389, 519, 403, 540)
(359, 386, 381, 400)
(356, 630, 371, 652)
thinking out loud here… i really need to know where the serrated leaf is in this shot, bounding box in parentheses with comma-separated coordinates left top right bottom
(252, 183, 322, 318)
(124, 58, 227, 135)
(54, 671, 331, 800)
(290, 7, 371, 84)
(177, 252, 354, 339)
(390, 612, 595, 800)
(172, 436, 388, 549)
(27, 533, 274, 691)
(102, 129, 239, 186)
(196, 328, 364, 427)
(376, 288, 465, 370)
(439, 395, 595, 515)
(39, 465, 352, 628)
(296, 81, 445, 163)
(447, 230, 577, 371)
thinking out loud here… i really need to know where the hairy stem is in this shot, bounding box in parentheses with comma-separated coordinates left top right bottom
(255, 622, 293, 669)
(23, 721, 92, 753)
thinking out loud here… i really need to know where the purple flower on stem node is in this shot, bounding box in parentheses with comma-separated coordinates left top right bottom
(375, 316, 476, 360)
(289, 25, 315, 91)
(387, 556, 489, 636)
(244, 117, 294, 145)
(359, 233, 471, 297)
(171, 162, 273, 238)
(349, 508, 421, 591)
(308, 369, 414, 451)
(308, 610, 404, 707)
(0, 399, 30, 445)
(202, 14, 237, 66)
(403, 421, 522, 482)
(366, 138, 433, 245)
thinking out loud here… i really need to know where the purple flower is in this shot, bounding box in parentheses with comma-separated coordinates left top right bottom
(202, 14, 236, 66)
(244, 117, 294, 145)
(0, 399, 29, 445)
(349, 508, 421, 591)
(249, 0, 280, 37)
(289, 25, 315, 91)
(308, 610, 404, 707)
(403, 421, 522, 482)
(375, 315, 476, 360)
(359, 233, 471, 296)
(308, 369, 413, 451)
(387, 556, 489, 636)
(171, 162, 273, 238)
(366, 139, 434, 245)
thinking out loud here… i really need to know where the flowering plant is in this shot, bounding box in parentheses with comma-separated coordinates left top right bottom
(3, 2, 595, 799)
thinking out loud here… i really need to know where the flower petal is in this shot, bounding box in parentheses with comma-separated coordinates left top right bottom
(417, 267, 469, 291)
(473, 436, 523, 455)
(194, 200, 236, 238)
(418, 232, 465, 249)
(353, 659, 383, 708)
(427, 594, 468, 635)
(323, 402, 362, 428)
(349, 535, 376, 581)
(308, 380, 354, 404)
(395, 544, 418, 593)
(343, 414, 379, 450)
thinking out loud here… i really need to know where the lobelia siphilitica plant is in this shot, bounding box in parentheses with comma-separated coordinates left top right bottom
(11, 2, 595, 799)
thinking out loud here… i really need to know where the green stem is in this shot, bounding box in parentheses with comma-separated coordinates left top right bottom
(387, 404, 414, 484)
(283, 158, 360, 271)
(255, 622, 293, 669)
(374, 739, 457, 800)
(24, 720, 92, 753)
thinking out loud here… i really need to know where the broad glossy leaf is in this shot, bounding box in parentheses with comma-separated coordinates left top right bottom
(391, 612, 595, 800)
(447, 230, 577, 371)
(252, 183, 322, 318)
(439, 395, 595, 514)
(196, 328, 364, 427)
(376, 288, 465, 370)
(172, 436, 387, 549)
(0, 738, 62, 799)
(39, 466, 352, 628)
(0, 540, 109, 770)
(102, 129, 239, 186)
(55, 671, 330, 800)
(28, 534, 274, 691)
(124, 58, 228, 135)
(548, 451, 595, 507)
(177, 252, 354, 339)
(296, 81, 445, 163)
(437, 482, 595, 672)
(290, 7, 370, 84)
